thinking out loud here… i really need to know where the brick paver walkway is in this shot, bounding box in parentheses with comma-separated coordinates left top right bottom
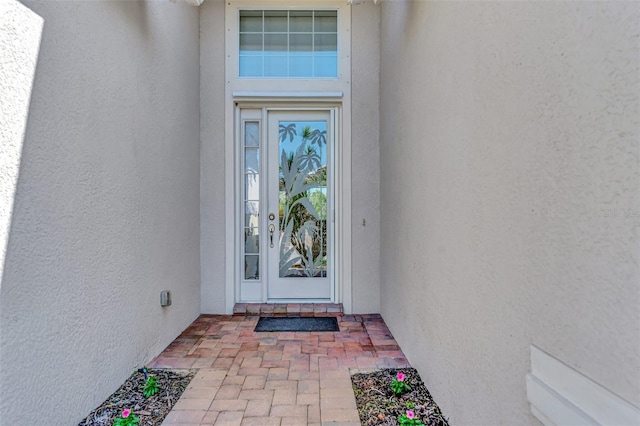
(149, 308, 410, 425)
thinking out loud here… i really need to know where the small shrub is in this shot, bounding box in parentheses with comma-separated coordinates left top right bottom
(143, 376, 159, 398)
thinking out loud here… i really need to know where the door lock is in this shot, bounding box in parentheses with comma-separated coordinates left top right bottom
(269, 213, 275, 221)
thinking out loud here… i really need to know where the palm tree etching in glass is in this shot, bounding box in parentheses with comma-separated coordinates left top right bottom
(278, 121, 327, 278)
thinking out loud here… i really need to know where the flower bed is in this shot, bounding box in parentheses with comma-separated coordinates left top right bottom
(78, 369, 195, 426)
(351, 368, 449, 426)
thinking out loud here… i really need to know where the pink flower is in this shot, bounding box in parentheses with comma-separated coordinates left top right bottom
(122, 409, 131, 419)
(396, 371, 406, 382)
(406, 410, 415, 419)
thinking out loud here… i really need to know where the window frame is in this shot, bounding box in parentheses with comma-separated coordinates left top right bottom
(238, 9, 340, 79)
(225, 0, 351, 93)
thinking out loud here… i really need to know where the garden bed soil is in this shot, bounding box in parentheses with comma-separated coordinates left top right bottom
(78, 369, 196, 426)
(351, 368, 449, 426)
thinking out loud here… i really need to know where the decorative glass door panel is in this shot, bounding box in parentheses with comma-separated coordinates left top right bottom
(267, 111, 332, 299)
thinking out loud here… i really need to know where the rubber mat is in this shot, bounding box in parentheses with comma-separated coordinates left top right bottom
(254, 316, 339, 332)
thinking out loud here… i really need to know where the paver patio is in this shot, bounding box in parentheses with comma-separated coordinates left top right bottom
(148, 305, 410, 425)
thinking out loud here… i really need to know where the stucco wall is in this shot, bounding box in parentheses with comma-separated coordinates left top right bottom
(199, 1, 382, 314)
(200, 0, 227, 314)
(379, 1, 639, 424)
(0, 1, 42, 308)
(0, 1, 201, 424)
(351, 1, 381, 314)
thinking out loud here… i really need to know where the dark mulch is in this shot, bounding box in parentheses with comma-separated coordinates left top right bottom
(78, 369, 196, 426)
(351, 368, 449, 426)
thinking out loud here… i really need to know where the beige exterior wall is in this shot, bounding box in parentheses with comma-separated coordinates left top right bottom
(0, 1, 201, 423)
(351, 1, 381, 314)
(0, 1, 42, 301)
(199, 0, 381, 313)
(379, 1, 639, 424)
(200, 0, 227, 314)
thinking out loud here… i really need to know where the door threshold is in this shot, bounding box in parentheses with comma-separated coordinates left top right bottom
(233, 303, 343, 317)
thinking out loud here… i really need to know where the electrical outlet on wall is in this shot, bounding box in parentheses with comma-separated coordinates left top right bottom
(160, 291, 172, 307)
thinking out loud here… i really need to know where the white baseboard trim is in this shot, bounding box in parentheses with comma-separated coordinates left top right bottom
(527, 345, 640, 426)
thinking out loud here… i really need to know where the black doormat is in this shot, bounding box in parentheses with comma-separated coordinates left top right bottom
(254, 316, 339, 332)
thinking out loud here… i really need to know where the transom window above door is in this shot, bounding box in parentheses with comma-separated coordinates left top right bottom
(239, 10, 338, 78)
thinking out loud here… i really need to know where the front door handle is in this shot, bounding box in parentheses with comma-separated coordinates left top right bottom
(269, 224, 275, 248)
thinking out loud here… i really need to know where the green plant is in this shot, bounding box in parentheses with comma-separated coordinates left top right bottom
(143, 375, 159, 398)
(391, 371, 411, 395)
(398, 410, 424, 426)
(405, 401, 416, 409)
(113, 409, 139, 426)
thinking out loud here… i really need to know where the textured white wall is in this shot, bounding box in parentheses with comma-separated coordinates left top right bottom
(0, 1, 42, 306)
(379, 1, 639, 424)
(0, 1, 201, 424)
(199, 1, 382, 314)
(200, 0, 227, 314)
(351, 1, 381, 314)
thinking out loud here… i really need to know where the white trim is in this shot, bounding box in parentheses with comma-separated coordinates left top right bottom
(225, 0, 352, 314)
(233, 105, 344, 305)
(328, 108, 336, 304)
(233, 91, 344, 99)
(225, 0, 351, 95)
(338, 97, 352, 314)
(225, 102, 237, 314)
(527, 345, 640, 425)
(236, 108, 263, 302)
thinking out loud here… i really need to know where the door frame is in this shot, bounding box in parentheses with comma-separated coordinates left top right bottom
(223, 0, 353, 313)
(228, 99, 350, 310)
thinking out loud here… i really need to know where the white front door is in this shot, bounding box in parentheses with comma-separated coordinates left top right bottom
(239, 108, 334, 301)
